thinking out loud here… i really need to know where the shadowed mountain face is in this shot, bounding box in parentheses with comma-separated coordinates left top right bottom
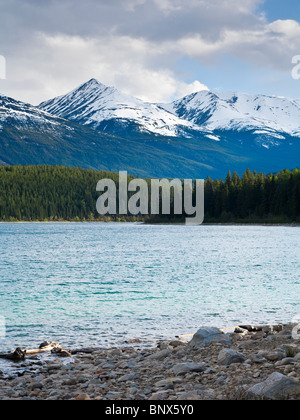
(0, 80, 299, 179)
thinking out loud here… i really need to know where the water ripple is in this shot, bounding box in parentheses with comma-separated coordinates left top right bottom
(0, 223, 299, 353)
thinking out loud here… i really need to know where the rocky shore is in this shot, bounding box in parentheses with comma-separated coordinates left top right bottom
(1, 324, 300, 400)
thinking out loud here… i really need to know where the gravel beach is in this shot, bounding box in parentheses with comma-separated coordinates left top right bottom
(1, 324, 300, 400)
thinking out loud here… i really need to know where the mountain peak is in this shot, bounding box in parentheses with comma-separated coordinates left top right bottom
(39, 79, 195, 136)
(71, 78, 109, 96)
(78, 78, 106, 89)
(86, 78, 100, 84)
(38, 80, 300, 139)
(166, 90, 300, 136)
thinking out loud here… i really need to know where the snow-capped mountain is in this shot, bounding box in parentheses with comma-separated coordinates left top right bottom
(39, 79, 300, 147)
(161, 90, 300, 138)
(1, 83, 299, 180)
(39, 78, 196, 137)
(0, 93, 138, 170)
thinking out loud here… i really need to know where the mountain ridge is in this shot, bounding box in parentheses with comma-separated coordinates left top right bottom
(39, 78, 199, 138)
(162, 89, 300, 138)
(39, 78, 300, 144)
(0, 80, 300, 179)
(0, 92, 241, 178)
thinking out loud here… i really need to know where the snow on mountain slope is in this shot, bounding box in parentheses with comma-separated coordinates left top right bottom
(1, 90, 300, 179)
(39, 79, 300, 143)
(39, 79, 197, 137)
(0, 94, 63, 130)
(162, 90, 300, 137)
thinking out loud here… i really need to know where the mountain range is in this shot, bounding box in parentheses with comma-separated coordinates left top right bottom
(0, 78, 299, 178)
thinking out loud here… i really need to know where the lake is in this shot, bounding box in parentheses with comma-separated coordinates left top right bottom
(0, 223, 299, 354)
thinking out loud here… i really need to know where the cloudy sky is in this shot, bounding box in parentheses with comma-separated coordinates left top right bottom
(0, 0, 300, 105)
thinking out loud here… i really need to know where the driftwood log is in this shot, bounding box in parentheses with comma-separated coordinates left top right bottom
(0, 341, 71, 361)
(26, 341, 61, 355)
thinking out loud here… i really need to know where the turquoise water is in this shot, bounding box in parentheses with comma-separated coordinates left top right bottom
(0, 223, 299, 354)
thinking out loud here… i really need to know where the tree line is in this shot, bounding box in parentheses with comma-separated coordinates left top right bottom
(0, 165, 299, 223)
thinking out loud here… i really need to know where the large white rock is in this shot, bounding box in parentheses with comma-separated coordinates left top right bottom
(189, 327, 232, 348)
(218, 348, 247, 365)
(247, 372, 300, 400)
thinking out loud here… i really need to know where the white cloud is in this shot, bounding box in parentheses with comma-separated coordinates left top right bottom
(153, 0, 182, 12)
(175, 80, 209, 99)
(1, 33, 208, 104)
(40, 33, 209, 103)
(0, 0, 300, 104)
(177, 18, 300, 71)
(123, 0, 147, 12)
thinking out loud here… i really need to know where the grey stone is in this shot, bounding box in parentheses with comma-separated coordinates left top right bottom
(247, 372, 300, 400)
(172, 362, 206, 376)
(262, 325, 284, 334)
(189, 327, 232, 348)
(155, 379, 171, 388)
(127, 361, 137, 368)
(118, 374, 136, 382)
(275, 358, 295, 367)
(178, 390, 200, 400)
(50, 390, 58, 397)
(276, 344, 298, 355)
(294, 353, 300, 362)
(147, 349, 170, 360)
(215, 376, 227, 385)
(218, 349, 247, 365)
(63, 378, 77, 386)
(148, 390, 169, 400)
(249, 353, 266, 364)
(30, 382, 43, 390)
(261, 351, 285, 362)
(47, 364, 63, 371)
(89, 378, 102, 385)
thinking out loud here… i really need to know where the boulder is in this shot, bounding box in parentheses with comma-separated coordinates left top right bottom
(260, 351, 285, 362)
(247, 372, 300, 400)
(218, 348, 247, 365)
(189, 327, 232, 348)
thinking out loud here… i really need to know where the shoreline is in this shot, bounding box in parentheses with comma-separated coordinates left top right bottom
(1, 324, 299, 400)
(0, 221, 299, 227)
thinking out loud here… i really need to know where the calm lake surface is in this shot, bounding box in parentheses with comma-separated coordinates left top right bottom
(0, 223, 299, 354)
